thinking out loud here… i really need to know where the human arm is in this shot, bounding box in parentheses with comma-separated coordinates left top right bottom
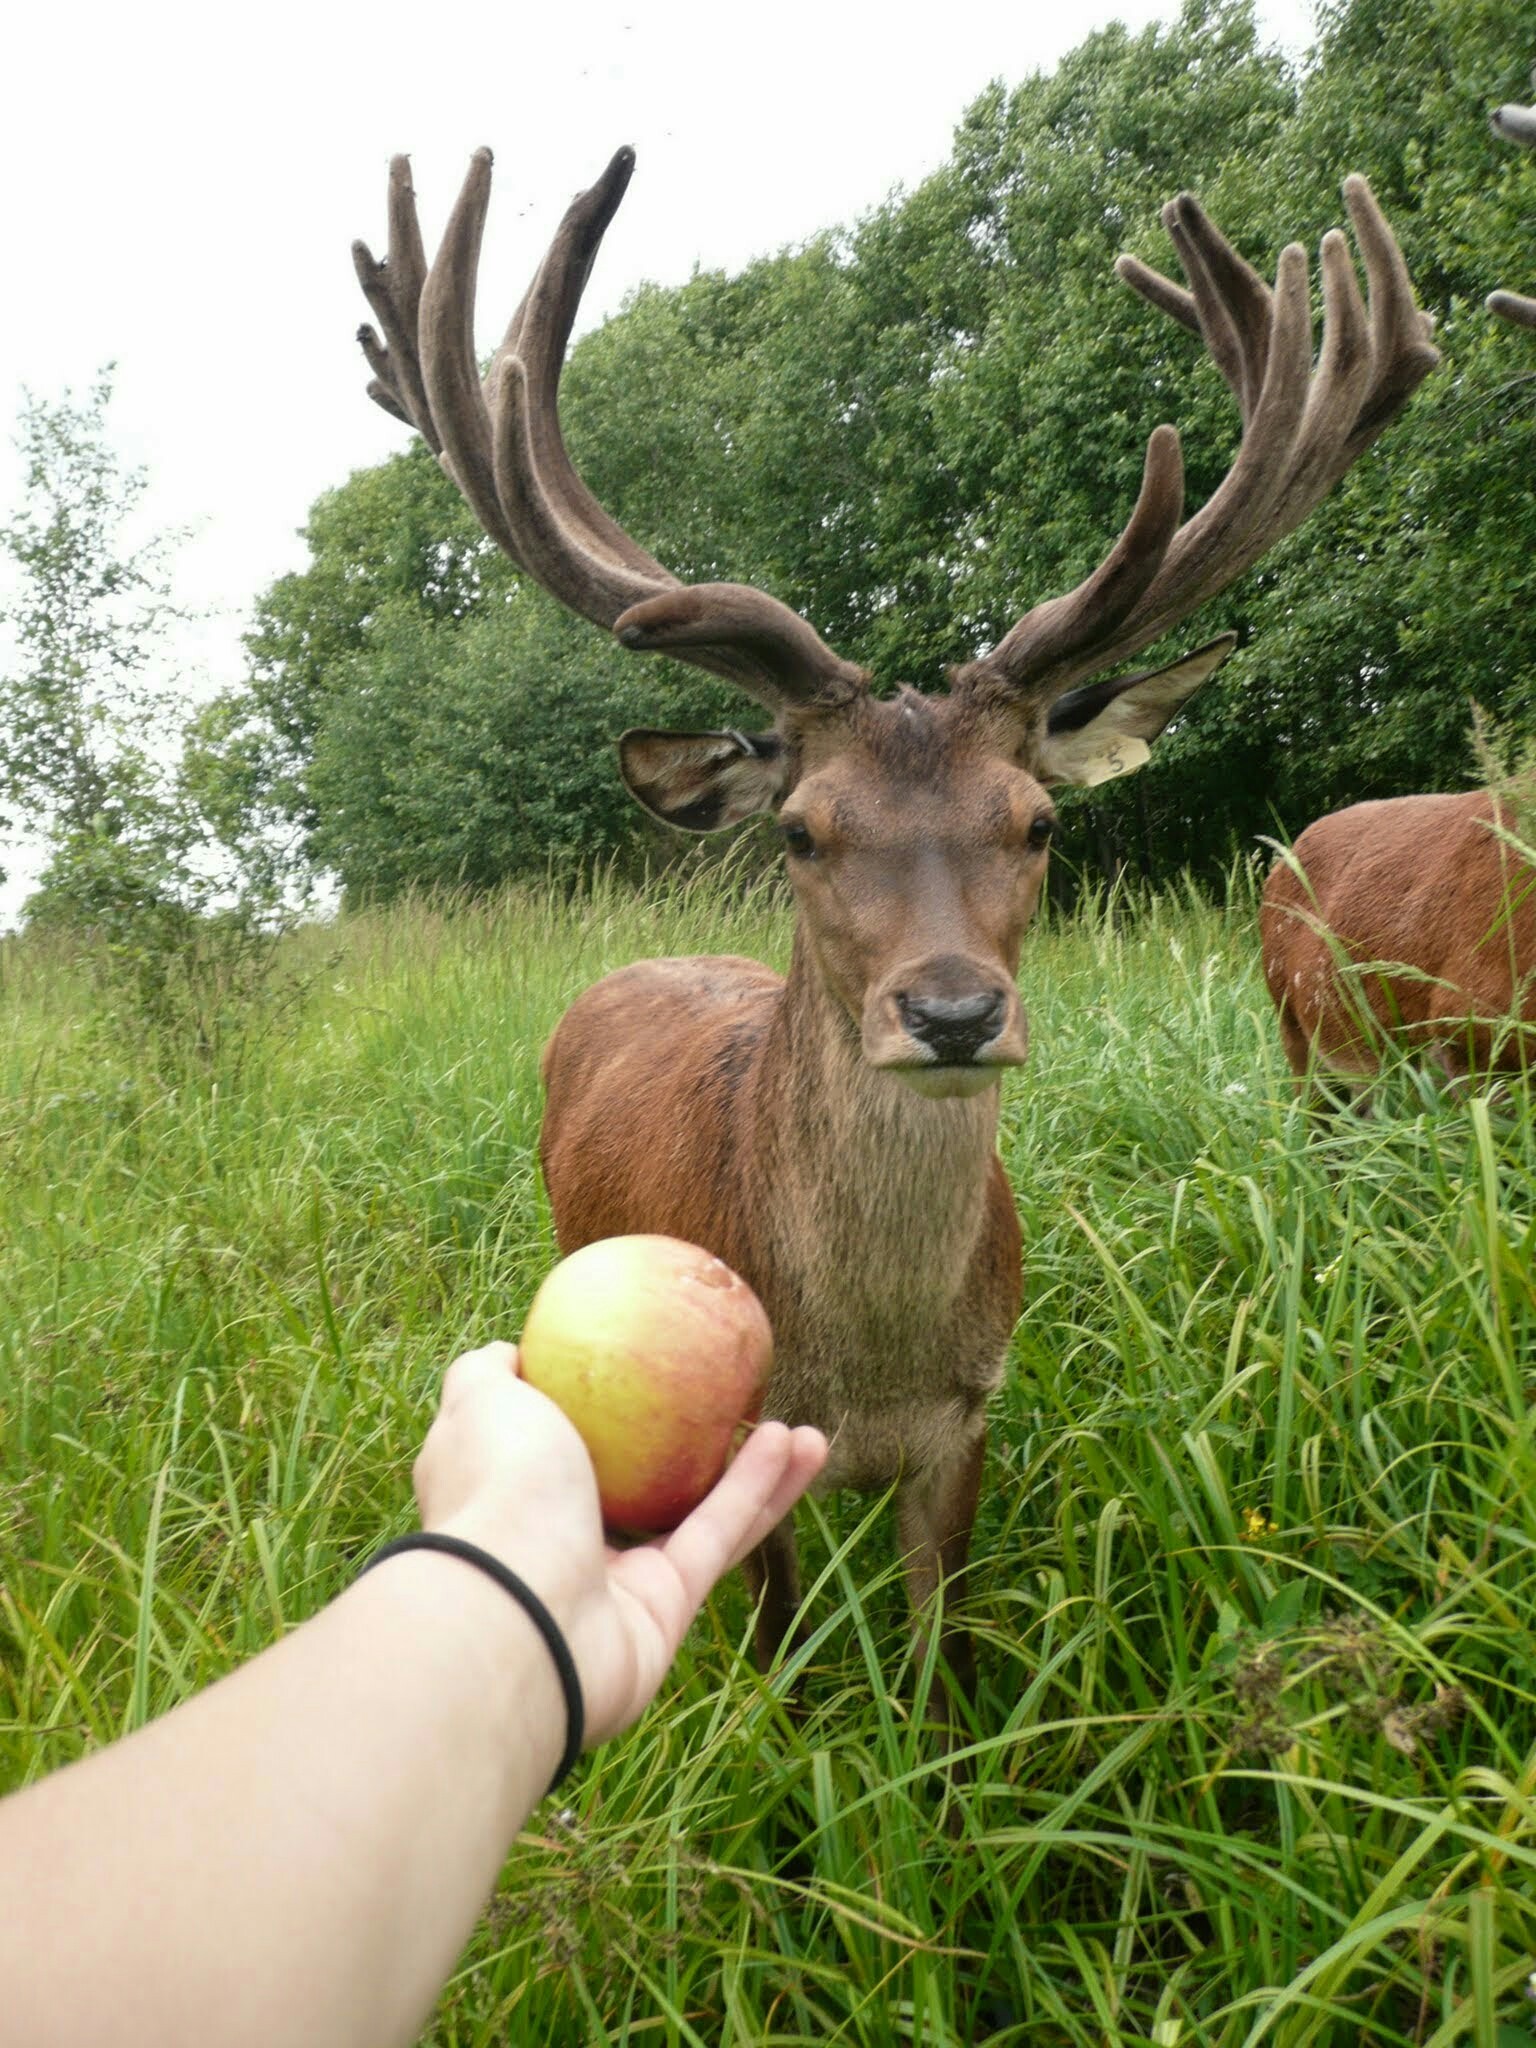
(0, 1344, 826, 2048)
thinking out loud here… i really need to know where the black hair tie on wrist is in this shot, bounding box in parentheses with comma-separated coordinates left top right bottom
(358, 1532, 584, 1796)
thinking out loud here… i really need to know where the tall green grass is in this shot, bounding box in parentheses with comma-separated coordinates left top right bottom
(2, 869, 1534, 2045)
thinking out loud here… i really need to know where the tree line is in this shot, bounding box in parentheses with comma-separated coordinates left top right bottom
(11, 0, 1536, 914)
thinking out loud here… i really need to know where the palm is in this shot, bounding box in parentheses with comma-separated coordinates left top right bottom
(574, 1428, 826, 1743)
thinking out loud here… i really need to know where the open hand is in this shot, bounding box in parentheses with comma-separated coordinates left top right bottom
(412, 1342, 826, 1742)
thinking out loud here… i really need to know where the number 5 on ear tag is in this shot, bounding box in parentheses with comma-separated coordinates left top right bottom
(1079, 735, 1151, 787)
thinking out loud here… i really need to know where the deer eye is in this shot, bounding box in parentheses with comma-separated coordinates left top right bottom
(1027, 814, 1056, 851)
(781, 821, 817, 860)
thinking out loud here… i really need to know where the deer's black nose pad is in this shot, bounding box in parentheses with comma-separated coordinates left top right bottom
(896, 989, 1008, 1064)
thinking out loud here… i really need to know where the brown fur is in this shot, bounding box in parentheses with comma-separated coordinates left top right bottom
(1260, 791, 1536, 1092)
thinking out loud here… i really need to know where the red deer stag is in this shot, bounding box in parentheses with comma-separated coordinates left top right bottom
(354, 150, 1436, 1701)
(1261, 86, 1536, 1102)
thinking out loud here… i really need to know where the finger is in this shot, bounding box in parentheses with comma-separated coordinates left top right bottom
(437, 1342, 520, 1413)
(659, 1423, 826, 1607)
(719, 1428, 827, 1570)
(652, 1423, 794, 1605)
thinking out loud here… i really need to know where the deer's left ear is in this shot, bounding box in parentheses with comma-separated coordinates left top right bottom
(1034, 633, 1237, 789)
(619, 728, 790, 832)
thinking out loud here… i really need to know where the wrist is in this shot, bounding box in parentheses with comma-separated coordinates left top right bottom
(428, 1509, 594, 1643)
(351, 1536, 573, 1799)
(364, 1532, 584, 1792)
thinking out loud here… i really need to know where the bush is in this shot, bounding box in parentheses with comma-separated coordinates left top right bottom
(24, 789, 307, 1076)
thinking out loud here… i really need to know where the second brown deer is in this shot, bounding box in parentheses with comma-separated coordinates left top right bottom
(354, 149, 1436, 1707)
(1261, 792, 1536, 1099)
(1261, 83, 1536, 1104)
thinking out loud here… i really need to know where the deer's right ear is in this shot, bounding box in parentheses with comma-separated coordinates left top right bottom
(618, 728, 789, 833)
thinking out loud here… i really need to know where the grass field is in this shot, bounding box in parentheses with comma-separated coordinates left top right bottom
(2, 868, 1535, 2046)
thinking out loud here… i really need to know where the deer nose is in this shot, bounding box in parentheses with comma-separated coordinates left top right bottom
(896, 988, 1008, 1064)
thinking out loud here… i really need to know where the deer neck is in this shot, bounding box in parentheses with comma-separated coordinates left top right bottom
(753, 929, 1005, 1319)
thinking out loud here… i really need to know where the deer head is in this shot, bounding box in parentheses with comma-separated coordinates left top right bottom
(354, 151, 1438, 1095)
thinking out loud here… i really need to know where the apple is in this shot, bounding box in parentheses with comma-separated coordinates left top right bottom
(518, 1234, 774, 1535)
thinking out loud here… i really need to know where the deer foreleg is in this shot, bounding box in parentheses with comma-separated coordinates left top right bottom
(740, 1514, 803, 1673)
(896, 1422, 987, 1712)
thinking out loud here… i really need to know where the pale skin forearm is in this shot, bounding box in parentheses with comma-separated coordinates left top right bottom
(0, 1552, 566, 2048)
(0, 1378, 826, 2048)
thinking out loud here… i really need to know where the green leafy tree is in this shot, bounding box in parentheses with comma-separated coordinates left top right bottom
(198, 0, 1536, 898)
(0, 373, 303, 1063)
(233, 443, 491, 820)
(0, 370, 184, 849)
(303, 590, 695, 902)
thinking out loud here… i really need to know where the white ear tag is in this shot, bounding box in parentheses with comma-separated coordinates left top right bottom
(1078, 734, 1151, 787)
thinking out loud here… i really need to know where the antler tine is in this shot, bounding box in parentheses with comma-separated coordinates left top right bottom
(1120, 178, 1435, 638)
(1486, 288, 1536, 329)
(1489, 87, 1536, 329)
(1164, 194, 1276, 424)
(417, 150, 534, 569)
(1258, 221, 1373, 511)
(1487, 290, 1536, 329)
(357, 148, 867, 712)
(352, 157, 440, 452)
(473, 154, 847, 695)
(1492, 92, 1536, 148)
(969, 426, 1185, 686)
(477, 150, 687, 628)
(965, 179, 1438, 711)
(488, 148, 673, 590)
(1151, 237, 1314, 595)
(1336, 176, 1439, 435)
(1115, 196, 1277, 426)
(488, 351, 768, 699)
(1139, 212, 1358, 615)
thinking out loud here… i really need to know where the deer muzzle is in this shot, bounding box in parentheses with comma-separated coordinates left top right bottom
(897, 988, 1008, 1063)
(863, 955, 1028, 1095)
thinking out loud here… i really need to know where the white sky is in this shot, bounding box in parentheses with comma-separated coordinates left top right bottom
(0, 0, 1317, 922)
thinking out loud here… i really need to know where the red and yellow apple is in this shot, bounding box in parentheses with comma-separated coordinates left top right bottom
(518, 1234, 774, 1535)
